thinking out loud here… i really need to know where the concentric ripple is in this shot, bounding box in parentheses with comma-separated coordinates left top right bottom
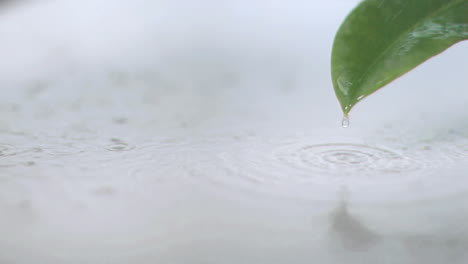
(189, 139, 437, 199)
(276, 143, 422, 174)
(0, 144, 16, 157)
(0, 143, 43, 167)
(104, 139, 135, 152)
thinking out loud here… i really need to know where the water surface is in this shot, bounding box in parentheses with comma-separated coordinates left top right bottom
(0, 1, 468, 263)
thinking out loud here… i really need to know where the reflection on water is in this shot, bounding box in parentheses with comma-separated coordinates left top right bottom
(330, 197, 381, 250)
(327, 196, 468, 264)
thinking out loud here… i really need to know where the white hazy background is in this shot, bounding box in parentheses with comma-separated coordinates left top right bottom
(0, 0, 468, 263)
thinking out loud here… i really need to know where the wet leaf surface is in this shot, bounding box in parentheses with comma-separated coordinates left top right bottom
(331, 0, 468, 114)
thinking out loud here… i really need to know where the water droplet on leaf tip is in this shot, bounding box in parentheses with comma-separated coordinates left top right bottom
(342, 116, 350, 128)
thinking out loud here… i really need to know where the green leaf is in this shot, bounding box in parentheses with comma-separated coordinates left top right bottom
(331, 0, 468, 115)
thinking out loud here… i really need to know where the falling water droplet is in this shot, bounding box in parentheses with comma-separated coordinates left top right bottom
(342, 116, 350, 128)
